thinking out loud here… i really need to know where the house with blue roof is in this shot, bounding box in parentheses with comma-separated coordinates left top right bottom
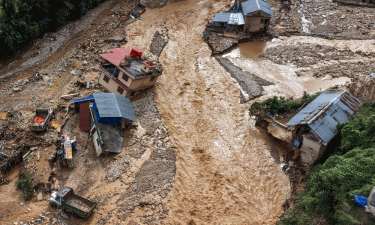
(285, 89, 362, 165)
(212, 0, 273, 33)
(72, 93, 137, 156)
(241, 0, 273, 32)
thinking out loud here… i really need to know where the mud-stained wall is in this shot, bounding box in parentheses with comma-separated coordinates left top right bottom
(300, 135, 326, 165)
(244, 11, 270, 32)
(131, 76, 159, 90)
(118, 70, 134, 87)
(99, 73, 129, 97)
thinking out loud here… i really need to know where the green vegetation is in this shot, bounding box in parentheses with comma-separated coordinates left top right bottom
(15, 174, 34, 200)
(0, 0, 107, 59)
(337, 102, 375, 153)
(250, 93, 321, 116)
(278, 102, 375, 225)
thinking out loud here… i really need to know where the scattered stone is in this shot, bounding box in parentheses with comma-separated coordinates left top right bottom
(37, 192, 43, 201)
(20, 202, 24, 206)
(60, 212, 69, 220)
(12, 87, 22, 92)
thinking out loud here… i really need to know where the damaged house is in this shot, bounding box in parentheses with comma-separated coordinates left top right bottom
(241, 0, 273, 33)
(99, 47, 162, 98)
(89, 93, 137, 156)
(285, 89, 362, 165)
(212, 0, 273, 33)
(73, 93, 137, 156)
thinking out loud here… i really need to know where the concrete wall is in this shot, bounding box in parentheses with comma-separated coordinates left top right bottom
(118, 71, 134, 87)
(300, 135, 326, 165)
(243, 10, 270, 32)
(130, 76, 159, 90)
(99, 73, 129, 97)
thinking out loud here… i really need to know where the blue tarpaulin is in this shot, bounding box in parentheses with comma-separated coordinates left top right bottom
(355, 195, 368, 207)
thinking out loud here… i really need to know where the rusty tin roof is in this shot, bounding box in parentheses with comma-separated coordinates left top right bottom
(286, 89, 362, 144)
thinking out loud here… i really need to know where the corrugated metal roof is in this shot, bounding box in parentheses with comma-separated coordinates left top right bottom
(213, 13, 245, 25)
(213, 13, 231, 23)
(286, 89, 362, 144)
(99, 48, 131, 66)
(93, 93, 137, 122)
(228, 13, 245, 25)
(242, 0, 273, 17)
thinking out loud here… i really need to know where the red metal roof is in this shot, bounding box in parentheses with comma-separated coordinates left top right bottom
(79, 102, 91, 132)
(99, 48, 131, 66)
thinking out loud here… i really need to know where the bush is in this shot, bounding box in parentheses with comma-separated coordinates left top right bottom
(337, 102, 375, 153)
(251, 92, 321, 116)
(15, 174, 34, 200)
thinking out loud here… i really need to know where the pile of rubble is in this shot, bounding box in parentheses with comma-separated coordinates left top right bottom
(269, 0, 375, 39)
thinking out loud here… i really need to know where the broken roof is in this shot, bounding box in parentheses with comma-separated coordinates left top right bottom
(93, 93, 137, 122)
(213, 13, 245, 25)
(286, 89, 362, 144)
(242, 0, 273, 17)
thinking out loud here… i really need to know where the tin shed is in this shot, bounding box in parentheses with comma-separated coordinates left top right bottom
(92, 93, 137, 125)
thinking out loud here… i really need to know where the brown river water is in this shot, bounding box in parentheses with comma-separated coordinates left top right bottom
(3, 0, 375, 223)
(125, 0, 290, 224)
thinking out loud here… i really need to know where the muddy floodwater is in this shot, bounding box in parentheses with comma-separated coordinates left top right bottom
(3, 0, 375, 224)
(125, 0, 291, 224)
(222, 37, 364, 101)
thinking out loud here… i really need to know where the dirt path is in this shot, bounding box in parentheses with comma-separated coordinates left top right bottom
(124, 1, 291, 224)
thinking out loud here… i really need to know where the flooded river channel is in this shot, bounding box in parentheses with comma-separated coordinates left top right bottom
(125, 1, 291, 224)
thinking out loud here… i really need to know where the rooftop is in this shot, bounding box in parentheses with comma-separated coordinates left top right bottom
(100, 47, 161, 78)
(93, 93, 137, 122)
(242, 0, 273, 17)
(120, 58, 160, 78)
(213, 13, 245, 25)
(286, 89, 362, 144)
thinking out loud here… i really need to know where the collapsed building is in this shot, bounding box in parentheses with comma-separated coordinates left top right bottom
(99, 47, 162, 98)
(72, 93, 137, 156)
(266, 89, 362, 166)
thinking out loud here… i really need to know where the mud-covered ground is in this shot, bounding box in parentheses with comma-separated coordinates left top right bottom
(205, 0, 375, 54)
(0, 0, 375, 224)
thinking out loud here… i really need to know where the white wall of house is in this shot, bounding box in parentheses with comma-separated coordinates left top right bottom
(244, 10, 270, 32)
(99, 73, 129, 97)
(300, 135, 327, 165)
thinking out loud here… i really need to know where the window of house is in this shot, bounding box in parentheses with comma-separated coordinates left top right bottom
(150, 76, 156, 81)
(261, 19, 265, 24)
(122, 74, 129, 82)
(103, 75, 110, 83)
(117, 86, 124, 95)
(113, 67, 120, 78)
